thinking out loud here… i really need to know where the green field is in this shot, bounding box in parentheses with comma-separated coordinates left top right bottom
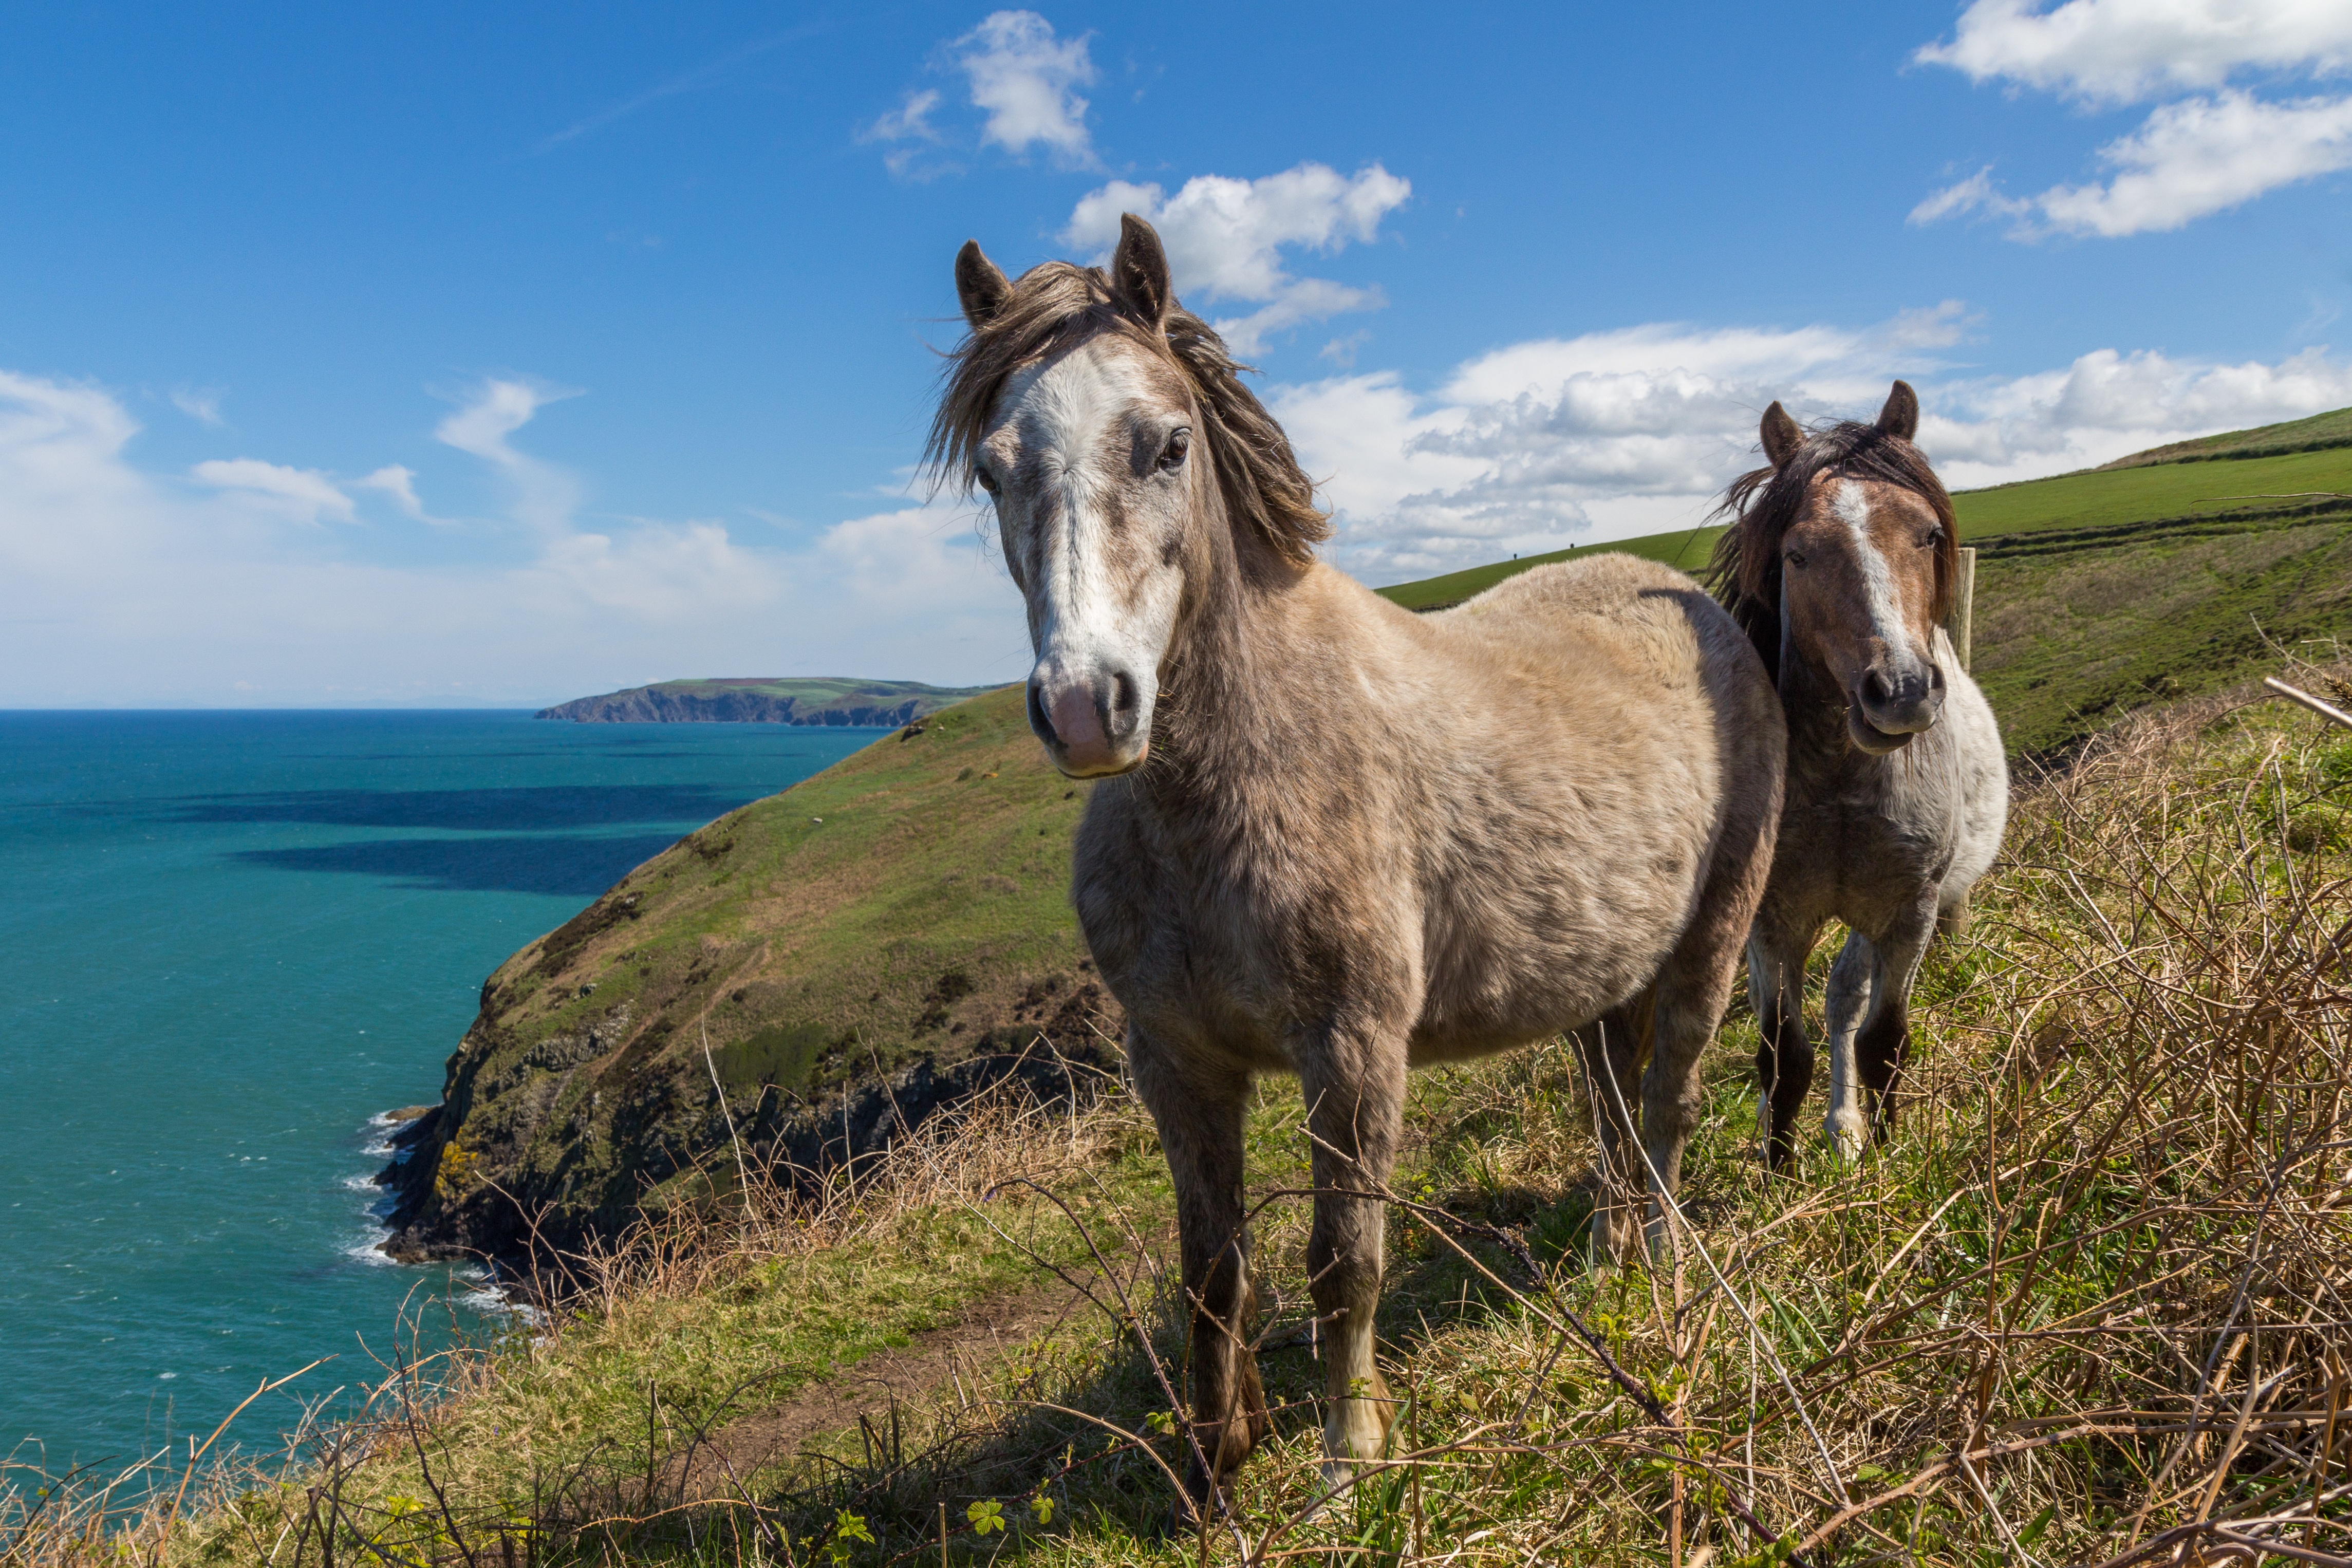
(2099, 402, 2352, 466)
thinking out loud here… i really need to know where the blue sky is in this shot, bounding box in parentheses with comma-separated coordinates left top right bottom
(3, 1, 2348, 705)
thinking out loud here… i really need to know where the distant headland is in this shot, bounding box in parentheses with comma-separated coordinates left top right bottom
(536, 677, 1004, 726)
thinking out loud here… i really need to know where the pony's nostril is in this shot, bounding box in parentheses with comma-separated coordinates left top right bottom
(1027, 681, 1059, 745)
(1928, 663, 1946, 693)
(1862, 669, 1894, 708)
(1110, 670, 1140, 715)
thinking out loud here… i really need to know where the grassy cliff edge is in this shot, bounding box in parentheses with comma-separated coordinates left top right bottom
(381, 687, 1119, 1265)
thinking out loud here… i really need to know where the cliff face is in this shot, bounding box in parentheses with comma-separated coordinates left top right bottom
(535, 678, 1001, 726)
(380, 687, 1122, 1267)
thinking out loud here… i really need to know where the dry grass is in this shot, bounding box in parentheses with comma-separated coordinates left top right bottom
(10, 660, 2352, 1567)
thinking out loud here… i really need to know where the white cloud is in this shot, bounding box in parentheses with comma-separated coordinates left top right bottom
(1917, 88, 2352, 236)
(1914, 1, 2352, 239)
(1062, 163, 1411, 353)
(954, 11, 1095, 166)
(1267, 309, 2352, 581)
(861, 88, 943, 176)
(434, 378, 583, 535)
(1916, 0, 2352, 106)
(1922, 344, 2352, 480)
(869, 89, 940, 140)
(0, 370, 1026, 705)
(171, 387, 225, 427)
(190, 458, 358, 525)
(353, 463, 445, 525)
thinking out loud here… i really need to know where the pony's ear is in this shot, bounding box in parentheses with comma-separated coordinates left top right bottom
(1109, 213, 1172, 331)
(1760, 402, 1804, 469)
(955, 240, 1014, 330)
(1876, 380, 1919, 441)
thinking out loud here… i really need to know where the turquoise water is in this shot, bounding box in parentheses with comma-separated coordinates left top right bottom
(0, 713, 878, 1469)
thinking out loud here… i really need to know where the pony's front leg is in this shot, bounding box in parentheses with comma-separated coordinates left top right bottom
(1823, 930, 1875, 1162)
(1127, 1035, 1265, 1519)
(1746, 922, 1818, 1171)
(1856, 902, 1937, 1141)
(1299, 1041, 1406, 1492)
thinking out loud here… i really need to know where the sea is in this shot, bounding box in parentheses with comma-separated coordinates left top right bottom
(0, 711, 880, 1472)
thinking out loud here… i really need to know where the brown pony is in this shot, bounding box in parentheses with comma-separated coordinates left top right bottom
(1711, 386, 2007, 1165)
(932, 216, 1785, 1513)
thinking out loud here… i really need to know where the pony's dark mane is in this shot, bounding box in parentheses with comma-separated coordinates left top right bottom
(1706, 419, 1958, 683)
(925, 259, 1330, 567)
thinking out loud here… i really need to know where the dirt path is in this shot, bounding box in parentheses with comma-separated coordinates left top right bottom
(680, 1275, 1115, 1491)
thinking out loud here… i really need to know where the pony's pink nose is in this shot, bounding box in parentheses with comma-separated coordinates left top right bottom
(1049, 684, 1114, 771)
(1028, 666, 1147, 776)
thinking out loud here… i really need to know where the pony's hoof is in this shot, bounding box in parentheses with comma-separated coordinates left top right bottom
(1826, 1119, 1868, 1165)
(1165, 1478, 1232, 1536)
(1314, 1458, 1364, 1511)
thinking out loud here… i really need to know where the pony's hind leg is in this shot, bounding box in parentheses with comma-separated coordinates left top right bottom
(1642, 893, 1757, 1249)
(1823, 930, 1875, 1161)
(1298, 1040, 1407, 1492)
(1127, 1034, 1266, 1518)
(1746, 922, 1818, 1171)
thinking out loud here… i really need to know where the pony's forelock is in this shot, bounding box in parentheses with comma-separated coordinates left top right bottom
(1706, 419, 1958, 682)
(925, 259, 1330, 567)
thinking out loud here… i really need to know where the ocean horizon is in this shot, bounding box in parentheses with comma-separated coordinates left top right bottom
(0, 711, 879, 1467)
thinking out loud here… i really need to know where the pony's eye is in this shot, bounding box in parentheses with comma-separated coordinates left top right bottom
(974, 466, 999, 495)
(1158, 427, 1191, 472)
(1921, 527, 1944, 548)
(1784, 549, 1807, 569)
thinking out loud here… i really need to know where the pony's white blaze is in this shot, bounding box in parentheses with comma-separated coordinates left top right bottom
(993, 338, 1186, 775)
(1831, 479, 1911, 658)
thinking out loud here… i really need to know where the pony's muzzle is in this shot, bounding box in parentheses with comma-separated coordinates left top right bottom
(1029, 665, 1148, 778)
(1853, 659, 1945, 746)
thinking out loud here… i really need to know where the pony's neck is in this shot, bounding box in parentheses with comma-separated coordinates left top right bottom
(1138, 492, 1307, 803)
(1779, 644, 1860, 753)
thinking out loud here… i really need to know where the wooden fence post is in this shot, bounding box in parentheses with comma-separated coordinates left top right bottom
(1947, 546, 1976, 674)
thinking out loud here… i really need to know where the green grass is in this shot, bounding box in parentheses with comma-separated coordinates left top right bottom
(1973, 517, 2352, 753)
(1953, 443, 2352, 538)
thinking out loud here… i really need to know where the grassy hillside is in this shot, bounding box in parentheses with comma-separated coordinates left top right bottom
(2099, 403, 2352, 466)
(1374, 528, 1719, 611)
(58, 677, 2352, 1567)
(382, 685, 1111, 1263)
(1955, 442, 2352, 539)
